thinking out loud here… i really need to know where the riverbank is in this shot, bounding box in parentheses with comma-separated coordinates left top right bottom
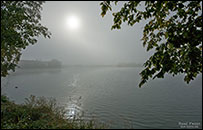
(1, 95, 105, 129)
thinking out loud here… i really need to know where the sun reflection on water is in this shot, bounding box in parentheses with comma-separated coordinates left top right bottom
(64, 96, 83, 119)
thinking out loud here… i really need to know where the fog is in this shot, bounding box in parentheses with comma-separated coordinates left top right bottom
(2, 1, 202, 129)
(21, 1, 153, 65)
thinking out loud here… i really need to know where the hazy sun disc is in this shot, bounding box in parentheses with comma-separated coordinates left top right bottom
(66, 15, 80, 30)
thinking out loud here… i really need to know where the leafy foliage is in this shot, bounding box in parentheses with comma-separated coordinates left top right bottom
(1, 95, 106, 129)
(100, 1, 202, 87)
(1, 1, 51, 77)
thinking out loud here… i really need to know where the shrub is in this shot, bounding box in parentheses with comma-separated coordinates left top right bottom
(1, 95, 105, 129)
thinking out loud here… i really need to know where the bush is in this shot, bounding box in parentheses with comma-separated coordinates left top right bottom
(1, 95, 105, 129)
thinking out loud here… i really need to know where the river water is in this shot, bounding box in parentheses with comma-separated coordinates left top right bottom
(1, 67, 202, 129)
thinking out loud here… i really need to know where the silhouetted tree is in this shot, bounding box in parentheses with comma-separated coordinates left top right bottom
(100, 1, 202, 87)
(1, 1, 51, 77)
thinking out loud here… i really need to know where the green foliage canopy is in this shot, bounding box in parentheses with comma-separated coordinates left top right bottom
(1, 1, 51, 77)
(100, 1, 202, 87)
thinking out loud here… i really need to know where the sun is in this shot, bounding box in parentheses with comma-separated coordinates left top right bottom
(66, 15, 80, 30)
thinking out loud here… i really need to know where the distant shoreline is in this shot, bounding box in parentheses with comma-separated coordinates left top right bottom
(18, 59, 143, 69)
(62, 65, 143, 68)
(16, 65, 144, 69)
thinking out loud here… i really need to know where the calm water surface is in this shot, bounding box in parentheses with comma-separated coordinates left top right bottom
(1, 67, 202, 129)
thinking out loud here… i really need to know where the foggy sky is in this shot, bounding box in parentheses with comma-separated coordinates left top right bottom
(21, 1, 153, 65)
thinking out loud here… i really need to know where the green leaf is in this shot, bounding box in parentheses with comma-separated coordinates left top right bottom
(1, 1, 51, 77)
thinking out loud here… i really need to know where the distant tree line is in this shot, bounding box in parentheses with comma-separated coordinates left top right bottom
(116, 63, 143, 67)
(18, 59, 62, 69)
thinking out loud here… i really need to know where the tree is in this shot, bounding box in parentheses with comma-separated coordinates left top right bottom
(1, 1, 51, 77)
(100, 1, 202, 87)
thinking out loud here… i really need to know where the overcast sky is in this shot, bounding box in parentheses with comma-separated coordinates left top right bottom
(21, 1, 153, 65)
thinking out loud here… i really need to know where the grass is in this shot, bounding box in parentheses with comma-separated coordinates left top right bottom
(1, 95, 106, 129)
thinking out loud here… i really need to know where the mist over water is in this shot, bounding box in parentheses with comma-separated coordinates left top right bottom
(1, 1, 202, 129)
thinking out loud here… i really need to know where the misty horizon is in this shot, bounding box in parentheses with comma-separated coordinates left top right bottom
(21, 1, 153, 65)
(19, 58, 144, 66)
